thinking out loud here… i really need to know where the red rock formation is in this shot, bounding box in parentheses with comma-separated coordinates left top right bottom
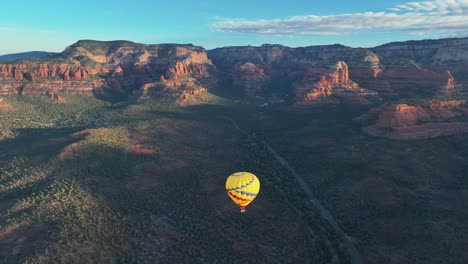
(233, 62, 268, 96)
(358, 100, 468, 139)
(429, 100, 465, 109)
(0, 84, 21, 95)
(0, 65, 12, 76)
(209, 37, 468, 101)
(160, 75, 181, 88)
(351, 67, 461, 98)
(178, 88, 208, 102)
(367, 101, 466, 129)
(190, 87, 207, 95)
(328, 61, 348, 83)
(179, 93, 189, 101)
(112, 66, 124, 77)
(140, 83, 155, 91)
(168, 62, 208, 76)
(46, 91, 65, 102)
(0, 63, 89, 81)
(376, 104, 431, 128)
(72, 68, 88, 80)
(446, 70, 455, 90)
(37, 64, 49, 77)
(13, 67, 23, 80)
(0, 62, 113, 95)
(1, 41, 216, 98)
(297, 61, 363, 102)
(23, 71, 36, 82)
(0, 98, 13, 111)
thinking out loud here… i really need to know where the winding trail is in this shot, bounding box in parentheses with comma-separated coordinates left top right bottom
(222, 116, 362, 264)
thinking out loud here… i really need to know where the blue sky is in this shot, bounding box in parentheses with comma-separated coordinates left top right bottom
(1, 0, 467, 54)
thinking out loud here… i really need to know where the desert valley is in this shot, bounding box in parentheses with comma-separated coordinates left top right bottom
(1, 36, 468, 263)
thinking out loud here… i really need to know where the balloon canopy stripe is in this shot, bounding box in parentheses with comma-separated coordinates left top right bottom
(229, 175, 255, 190)
(229, 189, 258, 197)
(227, 189, 253, 204)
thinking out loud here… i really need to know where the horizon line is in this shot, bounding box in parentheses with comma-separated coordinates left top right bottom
(1, 35, 468, 56)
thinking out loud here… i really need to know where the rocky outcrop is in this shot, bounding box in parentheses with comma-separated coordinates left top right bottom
(132, 58, 210, 101)
(23, 71, 36, 82)
(18, 80, 107, 95)
(296, 61, 352, 99)
(65, 41, 216, 98)
(46, 91, 65, 102)
(293, 61, 375, 104)
(329, 61, 349, 83)
(371, 38, 468, 67)
(167, 61, 208, 77)
(1, 37, 468, 102)
(209, 45, 376, 103)
(112, 66, 124, 77)
(366, 37, 468, 97)
(209, 37, 468, 101)
(356, 100, 468, 139)
(232, 62, 268, 96)
(446, 70, 455, 90)
(0, 63, 89, 81)
(0, 63, 95, 94)
(160, 75, 181, 88)
(375, 104, 431, 128)
(178, 87, 208, 102)
(0, 40, 216, 98)
(0, 98, 13, 111)
(134, 81, 208, 102)
(213, 46, 347, 101)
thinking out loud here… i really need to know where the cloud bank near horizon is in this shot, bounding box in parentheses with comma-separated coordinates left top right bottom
(211, 0, 468, 36)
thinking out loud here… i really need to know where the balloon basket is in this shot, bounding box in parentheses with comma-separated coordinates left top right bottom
(240, 207, 246, 213)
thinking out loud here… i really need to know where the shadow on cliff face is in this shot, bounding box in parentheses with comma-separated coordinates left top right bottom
(92, 87, 129, 103)
(149, 103, 241, 119)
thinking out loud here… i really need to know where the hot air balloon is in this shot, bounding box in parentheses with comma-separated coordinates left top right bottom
(225, 172, 260, 213)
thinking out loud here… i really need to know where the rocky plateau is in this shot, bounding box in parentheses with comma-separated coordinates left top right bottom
(355, 100, 468, 139)
(1, 37, 468, 138)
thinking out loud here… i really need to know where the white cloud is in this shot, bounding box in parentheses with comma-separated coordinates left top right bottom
(211, 0, 468, 36)
(392, 0, 468, 12)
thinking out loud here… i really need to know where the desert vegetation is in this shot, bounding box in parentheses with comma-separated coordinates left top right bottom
(0, 94, 354, 263)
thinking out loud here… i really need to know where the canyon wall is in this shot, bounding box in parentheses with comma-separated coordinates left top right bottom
(209, 37, 468, 101)
(0, 40, 215, 100)
(0, 37, 467, 102)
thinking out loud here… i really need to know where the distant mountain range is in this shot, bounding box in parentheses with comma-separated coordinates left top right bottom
(0, 37, 467, 105)
(0, 51, 51, 62)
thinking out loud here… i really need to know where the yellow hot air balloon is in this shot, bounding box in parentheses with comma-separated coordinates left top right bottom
(226, 172, 260, 213)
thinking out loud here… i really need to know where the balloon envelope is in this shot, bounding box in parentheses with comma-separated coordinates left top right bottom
(226, 172, 260, 212)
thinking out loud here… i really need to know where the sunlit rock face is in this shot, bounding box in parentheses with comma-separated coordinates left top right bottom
(0, 37, 467, 102)
(355, 100, 468, 139)
(209, 37, 468, 102)
(0, 40, 215, 99)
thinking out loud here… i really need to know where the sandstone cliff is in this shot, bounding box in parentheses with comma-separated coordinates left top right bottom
(356, 100, 468, 139)
(209, 44, 377, 103)
(294, 61, 371, 103)
(209, 37, 468, 101)
(0, 40, 215, 100)
(0, 37, 467, 102)
(366, 37, 468, 97)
